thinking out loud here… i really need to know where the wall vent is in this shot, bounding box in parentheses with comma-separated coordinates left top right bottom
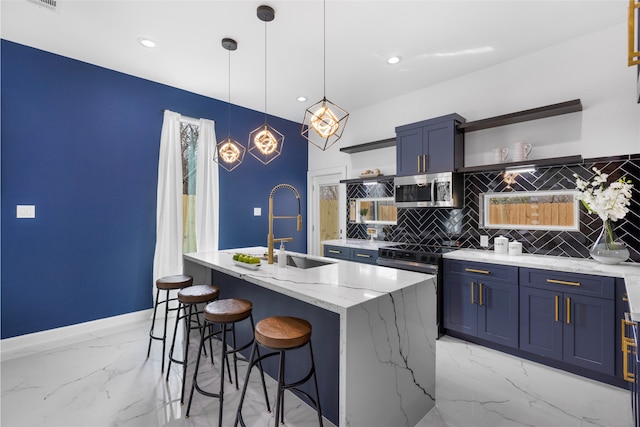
(28, 0, 57, 10)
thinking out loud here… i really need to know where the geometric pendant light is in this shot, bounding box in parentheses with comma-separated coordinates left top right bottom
(215, 37, 245, 172)
(248, 5, 284, 165)
(301, 0, 349, 151)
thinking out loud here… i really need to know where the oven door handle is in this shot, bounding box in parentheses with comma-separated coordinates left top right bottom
(376, 258, 439, 275)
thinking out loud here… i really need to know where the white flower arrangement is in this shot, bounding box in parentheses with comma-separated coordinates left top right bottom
(573, 167, 633, 222)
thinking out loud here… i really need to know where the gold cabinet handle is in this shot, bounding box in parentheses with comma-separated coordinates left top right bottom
(547, 278, 581, 287)
(465, 268, 490, 275)
(622, 314, 637, 382)
(355, 253, 371, 258)
(566, 297, 571, 324)
(479, 283, 484, 306)
(629, 0, 640, 66)
(623, 293, 629, 302)
(471, 281, 476, 304)
(555, 295, 559, 322)
(417, 155, 421, 173)
(328, 249, 342, 254)
(423, 154, 428, 172)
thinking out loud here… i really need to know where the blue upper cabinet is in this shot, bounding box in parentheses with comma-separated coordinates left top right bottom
(395, 114, 465, 176)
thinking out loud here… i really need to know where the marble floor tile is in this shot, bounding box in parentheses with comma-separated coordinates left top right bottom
(1, 319, 634, 427)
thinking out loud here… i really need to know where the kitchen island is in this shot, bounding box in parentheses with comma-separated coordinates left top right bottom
(184, 247, 436, 427)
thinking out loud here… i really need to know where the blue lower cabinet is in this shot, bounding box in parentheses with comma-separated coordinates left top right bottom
(323, 244, 378, 265)
(323, 245, 350, 260)
(520, 268, 615, 376)
(443, 260, 519, 348)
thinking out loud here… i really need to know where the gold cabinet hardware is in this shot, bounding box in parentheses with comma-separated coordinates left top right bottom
(423, 154, 427, 172)
(328, 249, 342, 254)
(566, 297, 571, 324)
(479, 283, 484, 306)
(546, 278, 581, 287)
(471, 282, 476, 304)
(555, 295, 559, 322)
(623, 293, 629, 302)
(417, 156, 421, 173)
(622, 314, 637, 382)
(465, 268, 490, 275)
(355, 253, 371, 258)
(629, 0, 640, 66)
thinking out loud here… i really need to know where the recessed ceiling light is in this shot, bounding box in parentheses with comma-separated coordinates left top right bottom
(387, 56, 401, 65)
(297, 96, 307, 102)
(137, 38, 156, 48)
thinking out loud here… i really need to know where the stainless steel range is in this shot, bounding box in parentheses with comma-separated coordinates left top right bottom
(377, 244, 455, 336)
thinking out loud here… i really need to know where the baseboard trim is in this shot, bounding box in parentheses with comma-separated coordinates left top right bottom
(1, 309, 153, 361)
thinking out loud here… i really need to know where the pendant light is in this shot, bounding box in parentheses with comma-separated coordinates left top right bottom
(301, 0, 349, 151)
(215, 37, 245, 172)
(248, 5, 284, 165)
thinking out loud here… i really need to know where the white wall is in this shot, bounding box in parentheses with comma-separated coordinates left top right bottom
(309, 23, 640, 176)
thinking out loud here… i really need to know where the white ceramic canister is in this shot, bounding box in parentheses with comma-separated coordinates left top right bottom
(494, 236, 509, 254)
(508, 241, 523, 256)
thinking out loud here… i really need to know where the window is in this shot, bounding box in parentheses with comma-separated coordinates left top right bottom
(181, 122, 198, 253)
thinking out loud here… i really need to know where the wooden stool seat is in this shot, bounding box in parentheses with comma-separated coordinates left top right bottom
(178, 284, 220, 304)
(204, 299, 252, 323)
(156, 274, 193, 290)
(255, 316, 312, 349)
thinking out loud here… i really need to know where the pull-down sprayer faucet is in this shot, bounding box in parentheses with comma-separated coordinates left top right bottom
(267, 184, 302, 264)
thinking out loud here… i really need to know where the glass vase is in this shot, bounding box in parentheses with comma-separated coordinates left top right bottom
(590, 219, 629, 264)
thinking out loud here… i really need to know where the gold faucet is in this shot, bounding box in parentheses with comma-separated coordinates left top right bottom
(268, 184, 302, 264)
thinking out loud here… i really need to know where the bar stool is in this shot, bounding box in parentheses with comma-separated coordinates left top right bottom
(186, 299, 270, 427)
(235, 316, 323, 427)
(147, 274, 193, 372)
(166, 284, 220, 403)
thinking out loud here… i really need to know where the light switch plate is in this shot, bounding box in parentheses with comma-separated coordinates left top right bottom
(17, 205, 36, 218)
(480, 235, 489, 247)
(253, 207, 261, 216)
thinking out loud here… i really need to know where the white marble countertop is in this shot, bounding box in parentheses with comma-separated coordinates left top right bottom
(184, 246, 433, 315)
(321, 238, 401, 250)
(444, 249, 640, 320)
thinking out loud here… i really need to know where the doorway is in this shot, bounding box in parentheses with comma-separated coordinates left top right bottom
(308, 167, 346, 256)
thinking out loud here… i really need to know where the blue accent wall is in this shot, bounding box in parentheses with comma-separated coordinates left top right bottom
(1, 40, 308, 339)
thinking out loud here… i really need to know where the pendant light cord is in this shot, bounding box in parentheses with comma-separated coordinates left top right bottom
(227, 46, 232, 137)
(323, 0, 326, 98)
(264, 19, 268, 125)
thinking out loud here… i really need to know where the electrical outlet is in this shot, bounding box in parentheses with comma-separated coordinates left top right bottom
(480, 235, 489, 247)
(253, 207, 261, 216)
(16, 205, 36, 218)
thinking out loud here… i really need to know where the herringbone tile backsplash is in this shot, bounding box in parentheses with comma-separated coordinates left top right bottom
(347, 155, 639, 262)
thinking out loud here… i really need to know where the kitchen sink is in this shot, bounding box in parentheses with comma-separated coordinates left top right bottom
(283, 254, 334, 269)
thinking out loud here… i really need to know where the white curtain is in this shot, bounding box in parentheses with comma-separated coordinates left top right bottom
(195, 119, 219, 252)
(152, 110, 184, 288)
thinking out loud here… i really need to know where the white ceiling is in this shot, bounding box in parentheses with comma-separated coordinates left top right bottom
(1, 0, 627, 123)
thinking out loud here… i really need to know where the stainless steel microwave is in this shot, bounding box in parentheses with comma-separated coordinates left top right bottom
(394, 172, 464, 208)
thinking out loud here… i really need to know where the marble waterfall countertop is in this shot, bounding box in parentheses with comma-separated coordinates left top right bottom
(184, 246, 432, 314)
(184, 246, 437, 427)
(321, 238, 401, 250)
(444, 249, 640, 321)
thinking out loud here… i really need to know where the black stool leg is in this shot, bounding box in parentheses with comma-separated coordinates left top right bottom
(185, 320, 207, 418)
(308, 341, 323, 427)
(147, 288, 161, 358)
(274, 349, 285, 426)
(218, 324, 228, 427)
(165, 301, 185, 382)
(161, 289, 170, 372)
(234, 342, 259, 427)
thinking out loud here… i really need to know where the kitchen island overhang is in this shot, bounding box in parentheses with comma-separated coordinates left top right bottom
(184, 247, 437, 427)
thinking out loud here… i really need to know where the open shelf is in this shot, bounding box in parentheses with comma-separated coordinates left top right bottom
(458, 99, 583, 133)
(457, 155, 583, 173)
(340, 175, 395, 185)
(339, 137, 395, 154)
